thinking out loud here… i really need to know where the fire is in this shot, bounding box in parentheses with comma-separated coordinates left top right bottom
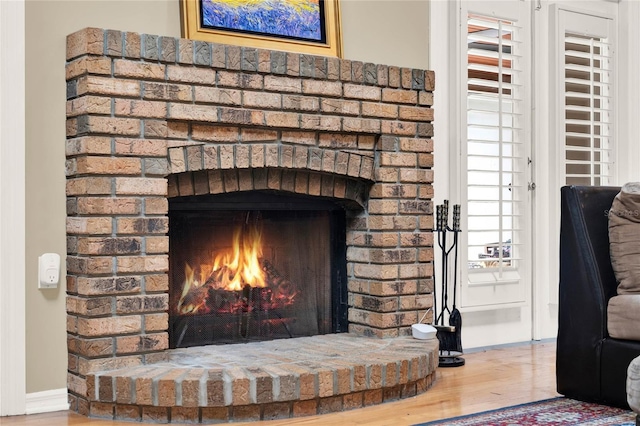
(177, 220, 286, 315)
(212, 222, 266, 290)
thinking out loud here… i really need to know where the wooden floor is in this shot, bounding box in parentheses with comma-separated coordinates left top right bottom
(0, 340, 559, 426)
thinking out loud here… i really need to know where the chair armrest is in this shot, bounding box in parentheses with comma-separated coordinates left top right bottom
(557, 185, 619, 401)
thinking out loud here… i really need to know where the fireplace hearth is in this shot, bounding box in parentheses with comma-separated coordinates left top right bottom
(65, 27, 437, 422)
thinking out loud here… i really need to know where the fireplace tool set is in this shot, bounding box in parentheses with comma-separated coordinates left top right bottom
(433, 200, 465, 367)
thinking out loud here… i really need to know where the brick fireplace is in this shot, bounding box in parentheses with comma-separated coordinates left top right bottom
(65, 27, 437, 422)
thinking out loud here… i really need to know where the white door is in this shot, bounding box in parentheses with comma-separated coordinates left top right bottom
(535, 0, 618, 336)
(457, 0, 533, 347)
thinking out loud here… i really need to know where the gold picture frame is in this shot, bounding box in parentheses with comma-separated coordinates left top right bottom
(180, 0, 343, 57)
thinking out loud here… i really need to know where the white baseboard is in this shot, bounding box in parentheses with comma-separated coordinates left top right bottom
(25, 388, 69, 415)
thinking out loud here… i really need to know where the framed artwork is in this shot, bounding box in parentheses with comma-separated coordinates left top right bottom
(180, 0, 342, 57)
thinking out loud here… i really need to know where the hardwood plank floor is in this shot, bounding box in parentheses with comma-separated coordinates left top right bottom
(0, 340, 559, 426)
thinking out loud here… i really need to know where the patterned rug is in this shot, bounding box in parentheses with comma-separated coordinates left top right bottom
(415, 397, 636, 426)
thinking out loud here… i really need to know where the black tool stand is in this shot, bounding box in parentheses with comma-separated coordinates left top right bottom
(433, 201, 465, 368)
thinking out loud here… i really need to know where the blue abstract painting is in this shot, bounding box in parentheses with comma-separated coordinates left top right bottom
(200, 0, 325, 43)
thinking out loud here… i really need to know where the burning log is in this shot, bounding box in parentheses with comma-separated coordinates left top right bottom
(179, 285, 208, 314)
(262, 260, 297, 301)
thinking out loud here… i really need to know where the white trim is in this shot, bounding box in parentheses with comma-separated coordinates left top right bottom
(430, 0, 455, 206)
(0, 0, 26, 417)
(617, 0, 640, 182)
(25, 389, 69, 415)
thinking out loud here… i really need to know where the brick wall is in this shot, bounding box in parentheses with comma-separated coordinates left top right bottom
(65, 27, 435, 416)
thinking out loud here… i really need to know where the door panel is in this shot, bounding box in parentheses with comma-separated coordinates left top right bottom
(460, 2, 532, 321)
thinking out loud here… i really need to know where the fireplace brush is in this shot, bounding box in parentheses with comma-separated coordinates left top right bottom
(433, 200, 465, 367)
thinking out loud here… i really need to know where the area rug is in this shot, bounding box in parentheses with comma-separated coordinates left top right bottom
(415, 397, 636, 426)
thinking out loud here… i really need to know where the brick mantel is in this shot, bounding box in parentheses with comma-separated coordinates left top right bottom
(65, 27, 436, 421)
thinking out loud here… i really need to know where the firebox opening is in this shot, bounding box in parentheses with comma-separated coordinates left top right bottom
(168, 191, 349, 348)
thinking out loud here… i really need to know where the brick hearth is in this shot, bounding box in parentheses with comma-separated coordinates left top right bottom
(65, 27, 436, 422)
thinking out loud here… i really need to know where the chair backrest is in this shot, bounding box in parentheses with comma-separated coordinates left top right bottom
(560, 185, 620, 304)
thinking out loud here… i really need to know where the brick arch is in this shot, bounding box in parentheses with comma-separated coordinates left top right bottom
(167, 168, 372, 210)
(166, 143, 375, 180)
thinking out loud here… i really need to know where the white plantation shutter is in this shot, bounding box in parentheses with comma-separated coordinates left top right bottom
(558, 9, 615, 185)
(459, 2, 531, 310)
(466, 14, 525, 275)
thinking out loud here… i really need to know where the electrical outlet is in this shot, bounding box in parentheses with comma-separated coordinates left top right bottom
(38, 253, 60, 289)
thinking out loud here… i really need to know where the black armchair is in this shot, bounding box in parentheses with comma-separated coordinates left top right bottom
(557, 185, 640, 408)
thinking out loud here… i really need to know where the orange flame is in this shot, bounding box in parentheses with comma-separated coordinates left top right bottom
(211, 223, 266, 290)
(177, 221, 267, 314)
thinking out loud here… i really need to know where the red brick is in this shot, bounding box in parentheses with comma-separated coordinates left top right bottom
(201, 407, 230, 423)
(171, 407, 199, 423)
(66, 56, 112, 80)
(321, 98, 360, 116)
(67, 28, 104, 60)
(264, 111, 300, 128)
(399, 105, 434, 122)
(115, 404, 141, 422)
(381, 88, 418, 104)
(77, 316, 142, 337)
(124, 31, 141, 59)
(168, 103, 218, 122)
(76, 76, 140, 97)
(115, 177, 166, 195)
(76, 276, 141, 296)
(419, 91, 434, 106)
(66, 137, 112, 158)
(194, 86, 242, 105)
(144, 313, 169, 332)
(146, 236, 169, 254)
(262, 402, 291, 420)
(116, 333, 169, 354)
(76, 157, 141, 175)
(114, 99, 167, 119)
(143, 120, 189, 139)
(114, 59, 165, 80)
(343, 117, 380, 134)
(283, 94, 320, 111)
(293, 399, 317, 417)
(219, 107, 265, 126)
(116, 255, 168, 274)
(300, 114, 341, 131)
(66, 217, 112, 235)
(381, 120, 417, 136)
(425, 70, 435, 91)
(89, 402, 114, 419)
(144, 197, 168, 215)
(143, 82, 192, 102)
(76, 197, 141, 215)
(344, 84, 381, 101)
(67, 253, 113, 274)
(117, 217, 168, 234)
(76, 236, 142, 256)
(114, 138, 167, 157)
(66, 96, 111, 117)
(264, 75, 301, 93)
(243, 91, 282, 109)
(167, 65, 215, 84)
(141, 406, 169, 423)
(362, 102, 398, 119)
(302, 80, 341, 97)
(225, 71, 263, 89)
(66, 296, 112, 316)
